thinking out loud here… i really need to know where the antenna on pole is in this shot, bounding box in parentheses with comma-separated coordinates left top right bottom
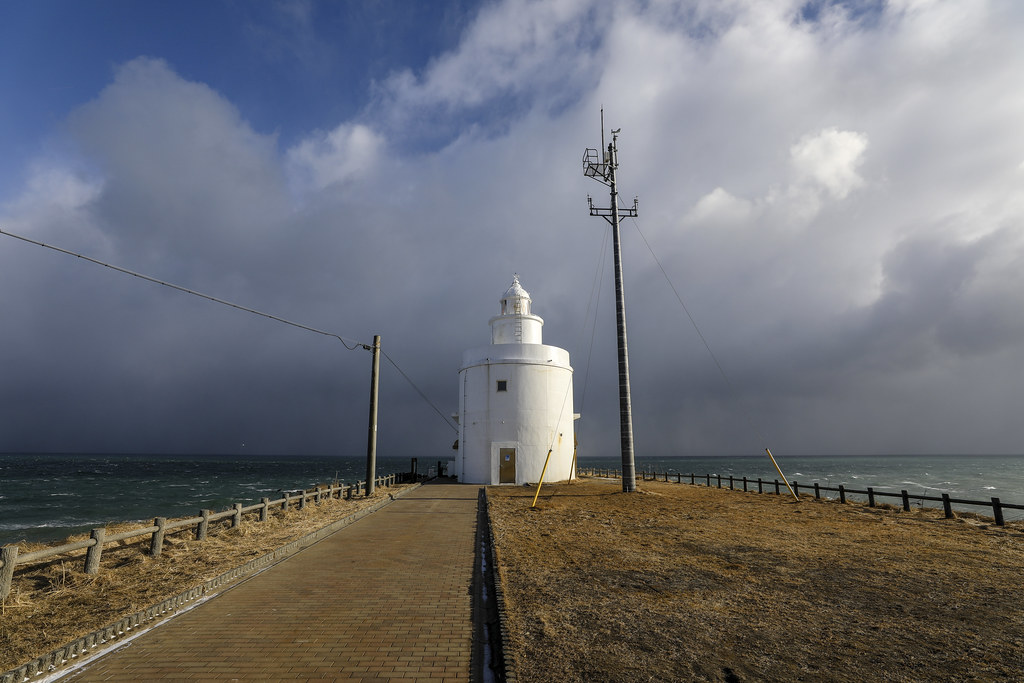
(582, 115, 639, 493)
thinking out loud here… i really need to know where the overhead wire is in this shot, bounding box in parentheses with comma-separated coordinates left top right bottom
(382, 350, 459, 433)
(1, 226, 459, 435)
(0, 227, 366, 350)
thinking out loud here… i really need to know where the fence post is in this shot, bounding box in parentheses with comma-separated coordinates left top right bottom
(299, 492, 307, 510)
(1, 545, 18, 599)
(260, 498, 269, 522)
(901, 490, 910, 512)
(942, 493, 953, 519)
(690, 473, 695, 485)
(84, 528, 106, 574)
(758, 478, 763, 494)
(838, 485, 846, 504)
(706, 473, 710, 487)
(992, 498, 1004, 526)
(867, 488, 875, 507)
(774, 480, 780, 495)
(232, 503, 243, 528)
(729, 476, 734, 490)
(743, 477, 748, 492)
(717, 474, 722, 489)
(150, 517, 167, 557)
(197, 509, 211, 540)
(793, 482, 799, 497)
(814, 483, 820, 500)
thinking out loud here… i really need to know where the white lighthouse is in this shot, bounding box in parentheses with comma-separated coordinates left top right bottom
(455, 275, 576, 485)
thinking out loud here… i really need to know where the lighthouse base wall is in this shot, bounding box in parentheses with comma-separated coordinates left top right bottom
(456, 347, 575, 486)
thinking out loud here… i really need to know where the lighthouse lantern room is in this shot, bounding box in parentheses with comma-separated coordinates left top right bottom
(455, 275, 576, 485)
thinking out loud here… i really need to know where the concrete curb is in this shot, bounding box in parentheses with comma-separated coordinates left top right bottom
(2, 482, 422, 683)
(482, 488, 518, 683)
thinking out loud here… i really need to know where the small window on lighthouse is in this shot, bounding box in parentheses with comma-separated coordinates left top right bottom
(496, 380, 508, 392)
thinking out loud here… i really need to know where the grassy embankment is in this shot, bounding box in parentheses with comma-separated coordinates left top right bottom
(488, 477, 1024, 682)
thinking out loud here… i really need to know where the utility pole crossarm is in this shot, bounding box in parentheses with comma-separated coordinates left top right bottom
(587, 195, 639, 222)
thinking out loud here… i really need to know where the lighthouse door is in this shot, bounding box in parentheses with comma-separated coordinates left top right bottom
(499, 448, 517, 483)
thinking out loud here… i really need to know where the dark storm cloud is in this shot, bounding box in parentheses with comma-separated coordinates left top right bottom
(2, 1, 1024, 458)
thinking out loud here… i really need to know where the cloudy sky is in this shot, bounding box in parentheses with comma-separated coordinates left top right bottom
(1, 0, 1022, 459)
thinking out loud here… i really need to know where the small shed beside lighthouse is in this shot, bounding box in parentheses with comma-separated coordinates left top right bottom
(455, 275, 576, 485)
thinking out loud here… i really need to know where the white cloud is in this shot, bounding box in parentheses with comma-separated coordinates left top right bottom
(684, 187, 753, 227)
(367, 0, 602, 145)
(286, 123, 383, 195)
(3, 163, 102, 227)
(789, 127, 868, 200)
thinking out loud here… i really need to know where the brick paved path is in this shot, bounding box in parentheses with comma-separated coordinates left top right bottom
(62, 482, 480, 682)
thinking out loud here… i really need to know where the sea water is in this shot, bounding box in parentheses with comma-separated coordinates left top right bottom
(578, 453, 1024, 521)
(0, 453, 425, 546)
(2, 453, 1021, 546)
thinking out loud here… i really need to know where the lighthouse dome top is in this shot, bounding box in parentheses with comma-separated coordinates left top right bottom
(503, 273, 530, 300)
(500, 274, 532, 316)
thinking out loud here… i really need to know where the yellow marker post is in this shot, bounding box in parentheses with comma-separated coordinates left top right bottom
(766, 447, 799, 501)
(531, 449, 555, 508)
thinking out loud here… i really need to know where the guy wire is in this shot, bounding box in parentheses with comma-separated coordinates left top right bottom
(626, 215, 777, 453)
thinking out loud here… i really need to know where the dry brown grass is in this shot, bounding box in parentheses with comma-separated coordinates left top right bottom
(0, 485, 411, 672)
(488, 478, 1024, 683)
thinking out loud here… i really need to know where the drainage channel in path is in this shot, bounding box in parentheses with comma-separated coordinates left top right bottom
(474, 488, 507, 683)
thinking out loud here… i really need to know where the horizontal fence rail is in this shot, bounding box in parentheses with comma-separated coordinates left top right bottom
(0, 472, 413, 600)
(1, 481, 425, 683)
(578, 468, 1023, 527)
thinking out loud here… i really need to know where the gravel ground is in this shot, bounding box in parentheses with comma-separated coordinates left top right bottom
(487, 477, 1024, 683)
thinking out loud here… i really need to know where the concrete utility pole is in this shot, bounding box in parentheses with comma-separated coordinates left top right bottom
(583, 115, 639, 493)
(365, 335, 381, 496)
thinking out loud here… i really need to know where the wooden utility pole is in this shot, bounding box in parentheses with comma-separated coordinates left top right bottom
(365, 335, 381, 496)
(583, 117, 639, 493)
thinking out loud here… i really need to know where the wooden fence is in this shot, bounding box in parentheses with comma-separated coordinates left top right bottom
(579, 468, 1024, 527)
(0, 472, 411, 600)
